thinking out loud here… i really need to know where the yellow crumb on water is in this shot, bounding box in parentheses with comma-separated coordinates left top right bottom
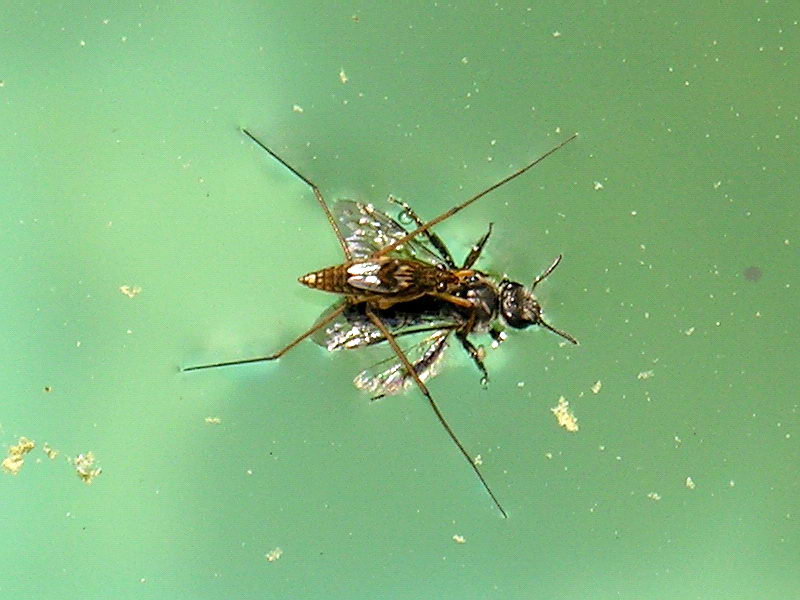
(473, 454, 483, 466)
(72, 452, 102, 484)
(2, 437, 35, 475)
(119, 285, 142, 298)
(265, 548, 283, 562)
(292, 104, 304, 113)
(637, 370, 655, 380)
(685, 477, 696, 490)
(42, 442, 59, 460)
(338, 68, 348, 84)
(590, 380, 602, 394)
(647, 492, 661, 501)
(452, 534, 466, 544)
(551, 396, 579, 432)
(204, 417, 221, 425)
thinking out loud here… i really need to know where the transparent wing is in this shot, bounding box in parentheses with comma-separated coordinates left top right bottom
(312, 299, 461, 352)
(333, 199, 446, 264)
(353, 329, 452, 396)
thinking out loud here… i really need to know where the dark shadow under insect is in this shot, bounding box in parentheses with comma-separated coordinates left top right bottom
(184, 129, 578, 518)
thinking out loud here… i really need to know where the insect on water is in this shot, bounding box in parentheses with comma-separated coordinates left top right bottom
(184, 129, 578, 518)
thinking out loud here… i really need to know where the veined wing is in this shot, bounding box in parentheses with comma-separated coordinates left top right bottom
(353, 329, 452, 396)
(333, 199, 447, 264)
(312, 298, 463, 352)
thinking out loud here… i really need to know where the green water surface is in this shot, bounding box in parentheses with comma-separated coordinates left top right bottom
(1, 2, 798, 599)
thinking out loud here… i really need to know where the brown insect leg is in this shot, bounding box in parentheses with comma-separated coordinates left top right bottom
(455, 330, 489, 387)
(374, 133, 578, 259)
(364, 305, 508, 518)
(183, 302, 348, 371)
(241, 129, 352, 261)
(462, 223, 493, 269)
(386, 195, 456, 268)
(431, 293, 474, 309)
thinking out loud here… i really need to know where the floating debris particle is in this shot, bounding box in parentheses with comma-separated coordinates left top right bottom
(552, 30, 562, 38)
(544, 452, 553, 459)
(647, 492, 662, 501)
(684, 326, 695, 336)
(591, 380, 602, 394)
(473, 454, 483, 466)
(44, 385, 53, 393)
(42, 443, 59, 460)
(119, 285, 142, 298)
(637, 370, 655, 380)
(265, 548, 283, 562)
(551, 396, 579, 432)
(204, 417, 221, 425)
(593, 181, 604, 191)
(461, 56, 469, 64)
(292, 104, 304, 113)
(452, 534, 466, 544)
(685, 477, 696, 490)
(338, 68, 348, 84)
(2, 437, 35, 475)
(72, 452, 102, 484)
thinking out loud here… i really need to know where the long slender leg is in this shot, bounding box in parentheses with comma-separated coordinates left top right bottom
(386, 195, 456, 268)
(241, 129, 352, 261)
(456, 330, 489, 386)
(183, 302, 348, 371)
(364, 304, 507, 518)
(461, 223, 493, 269)
(375, 133, 578, 259)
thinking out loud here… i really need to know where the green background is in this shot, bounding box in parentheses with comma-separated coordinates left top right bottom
(1, 2, 797, 598)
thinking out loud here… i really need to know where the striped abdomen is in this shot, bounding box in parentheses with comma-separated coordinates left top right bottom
(298, 265, 351, 293)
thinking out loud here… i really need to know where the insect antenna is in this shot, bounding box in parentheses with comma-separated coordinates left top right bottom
(531, 255, 579, 345)
(364, 305, 508, 518)
(241, 129, 352, 261)
(374, 133, 578, 259)
(538, 319, 578, 346)
(531, 254, 563, 289)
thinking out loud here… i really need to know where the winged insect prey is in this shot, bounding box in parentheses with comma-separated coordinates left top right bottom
(184, 128, 578, 518)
